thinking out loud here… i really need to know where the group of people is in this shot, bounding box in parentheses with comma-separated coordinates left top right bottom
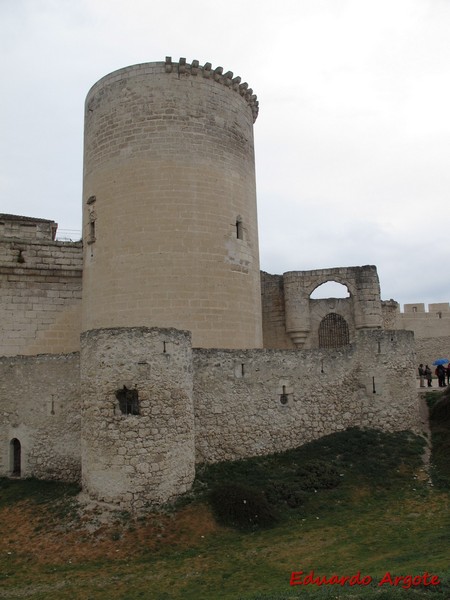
(418, 363, 450, 388)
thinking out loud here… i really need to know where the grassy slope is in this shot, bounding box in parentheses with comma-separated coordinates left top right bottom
(0, 415, 448, 599)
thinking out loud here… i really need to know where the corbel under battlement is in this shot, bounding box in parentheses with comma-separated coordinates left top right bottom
(164, 56, 259, 122)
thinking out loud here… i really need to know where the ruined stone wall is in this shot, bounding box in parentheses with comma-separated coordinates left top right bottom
(308, 297, 356, 347)
(0, 237, 82, 356)
(261, 267, 381, 350)
(0, 353, 81, 481)
(261, 272, 294, 349)
(82, 59, 262, 349)
(80, 327, 196, 511)
(193, 329, 420, 464)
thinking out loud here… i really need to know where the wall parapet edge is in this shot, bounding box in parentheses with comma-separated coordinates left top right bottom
(85, 58, 259, 122)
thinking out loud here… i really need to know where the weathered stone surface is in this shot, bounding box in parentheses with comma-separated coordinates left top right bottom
(0, 353, 81, 481)
(193, 329, 420, 463)
(0, 215, 82, 356)
(0, 59, 440, 512)
(82, 60, 262, 350)
(80, 327, 196, 510)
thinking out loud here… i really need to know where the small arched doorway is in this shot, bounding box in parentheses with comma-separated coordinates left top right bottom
(318, 313, 350, 348)
(10, 438, 21, 477)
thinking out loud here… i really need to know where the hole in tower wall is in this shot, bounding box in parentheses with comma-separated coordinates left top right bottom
(115, 386, 140, 416)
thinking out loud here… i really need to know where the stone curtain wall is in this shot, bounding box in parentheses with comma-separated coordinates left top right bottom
(382, 301, 450, 366)
(0, 237, 82, 356)
(193, 329, 420, 464)
(0, 353, 81, 481)
(80, 327, 196, 511)
(414, 337, 450, 371)
(0, 215, 57, 241)
(0, 325, 420, 506)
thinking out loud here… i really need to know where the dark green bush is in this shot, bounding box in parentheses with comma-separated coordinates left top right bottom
(209, 483, 278, 530)
(430, 394, 450, 424)
(296, 459, 341, 491)
(264, 482, 307, 508)
(428, 394, 450, 489)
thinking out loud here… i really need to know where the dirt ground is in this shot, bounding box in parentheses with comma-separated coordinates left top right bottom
(0, 499, 220, 565)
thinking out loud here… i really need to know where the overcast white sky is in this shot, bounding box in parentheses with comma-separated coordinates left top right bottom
(1, 0, 449, 308)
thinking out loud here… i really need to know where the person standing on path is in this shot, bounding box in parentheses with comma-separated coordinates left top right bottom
(418, 364, 425, 387)
(425, 365, 433, 387)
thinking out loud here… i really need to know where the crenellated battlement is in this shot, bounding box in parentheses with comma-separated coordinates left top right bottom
(163, 56, 259, 122)
(382, 300, 450, 316)
(381, 300, 450, 366)
(402, 302, 450, 315)
(86, 58, 259, 123)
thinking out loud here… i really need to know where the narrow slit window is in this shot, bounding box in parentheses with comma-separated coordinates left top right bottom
(89, 220, 96, 242)
(236, 217, 243, 240)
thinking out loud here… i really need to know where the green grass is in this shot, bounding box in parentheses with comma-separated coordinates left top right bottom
(0, 422, 448, 599)
(0, 476, 80, 508)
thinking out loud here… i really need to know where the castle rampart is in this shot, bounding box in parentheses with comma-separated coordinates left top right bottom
(0, 58, 429, 511)
(0, 214, 82, 356)
(0, 325, 419, 512)
(0, 352, 80, 481)
(382, 301, 450, 365)
(193, 329, 419, 464)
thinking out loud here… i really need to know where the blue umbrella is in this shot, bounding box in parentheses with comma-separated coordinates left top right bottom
(432, 358, 449, 365)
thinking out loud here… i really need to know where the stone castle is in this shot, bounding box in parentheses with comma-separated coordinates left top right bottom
(1, 58, 448, 511)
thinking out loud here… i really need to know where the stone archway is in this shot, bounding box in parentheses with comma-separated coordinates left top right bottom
(10, 438, 21, 476)
(318, 313, 350, 348)
(283, 266, 382, 348)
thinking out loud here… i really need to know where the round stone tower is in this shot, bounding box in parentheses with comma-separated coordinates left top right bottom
(82, 58, 262, 349)
(80, 326, 195, 510)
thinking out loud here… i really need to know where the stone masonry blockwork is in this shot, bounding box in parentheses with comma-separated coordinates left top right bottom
(80, 327, 196, 511)
(82, 60, 262, 349)
(0, 58, 445, 510)
(0, 353, 81, 481)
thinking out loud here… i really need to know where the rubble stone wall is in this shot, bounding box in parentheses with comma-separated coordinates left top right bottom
(80, 327, 196, 511)
(193, 329, 420, 464)
(0, 325, 421, 508)
(0, 353, 81, 481)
